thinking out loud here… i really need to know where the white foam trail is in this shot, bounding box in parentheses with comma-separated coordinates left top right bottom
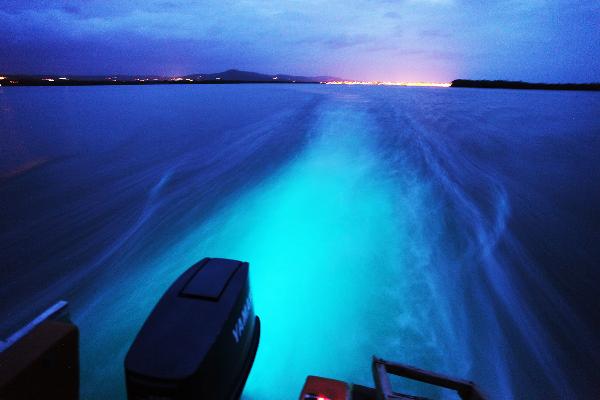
(395, 108, 583, 398)
(72, 99, 460, 399)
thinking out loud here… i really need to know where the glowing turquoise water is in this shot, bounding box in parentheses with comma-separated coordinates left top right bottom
(73, 101, 457, 399)
(3, 85, 599, 399)
(204, 106, 453, 398)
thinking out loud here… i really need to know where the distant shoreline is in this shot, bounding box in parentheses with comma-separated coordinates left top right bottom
(451, 79, 600, 91)
(2, 75, 599, 91)
(0, 79, 320, 87)
(0, 69, 337, 87)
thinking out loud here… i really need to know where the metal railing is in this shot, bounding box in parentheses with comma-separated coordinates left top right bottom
(372, 356, 487, 400)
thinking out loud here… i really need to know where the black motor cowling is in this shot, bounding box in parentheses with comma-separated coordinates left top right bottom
(125, 258, 260, 400)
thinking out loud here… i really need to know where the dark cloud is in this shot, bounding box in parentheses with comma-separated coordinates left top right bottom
(0, 0, 598, 82)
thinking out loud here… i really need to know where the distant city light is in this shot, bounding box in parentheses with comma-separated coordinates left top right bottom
(0, 76, 6, 80)
(42, 78, 55, 82)
(323, 81, 451, 87)
(185, 78, 193, 82)
(58, 77, 68, 80)
(273, 76, 278, 80)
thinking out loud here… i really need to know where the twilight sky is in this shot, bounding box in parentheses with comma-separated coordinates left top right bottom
(1, 0, 599, 82)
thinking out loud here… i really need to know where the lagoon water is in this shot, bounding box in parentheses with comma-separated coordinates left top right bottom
(1, 85, 599, 399)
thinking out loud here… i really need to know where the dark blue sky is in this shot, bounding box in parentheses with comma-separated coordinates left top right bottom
(1, 0, 599, 82)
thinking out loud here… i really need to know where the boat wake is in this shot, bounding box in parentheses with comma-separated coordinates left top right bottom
(2, 86, 598, 399)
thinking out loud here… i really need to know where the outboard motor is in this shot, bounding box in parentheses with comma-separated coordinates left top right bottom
(125, 258, 260, 400)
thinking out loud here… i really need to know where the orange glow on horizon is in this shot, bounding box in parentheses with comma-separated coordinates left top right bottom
(323, 80, 451, 87)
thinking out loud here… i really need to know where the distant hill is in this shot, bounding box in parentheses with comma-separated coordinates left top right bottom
(0, 69, 342, 86)
(451, 79, 600, 91)
(184, 69, 341, 83)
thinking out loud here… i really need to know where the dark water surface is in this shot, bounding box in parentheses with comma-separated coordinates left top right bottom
(1, 85, 599, 399)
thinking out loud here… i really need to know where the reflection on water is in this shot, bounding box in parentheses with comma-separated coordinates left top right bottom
(1, 85, 599, 399)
